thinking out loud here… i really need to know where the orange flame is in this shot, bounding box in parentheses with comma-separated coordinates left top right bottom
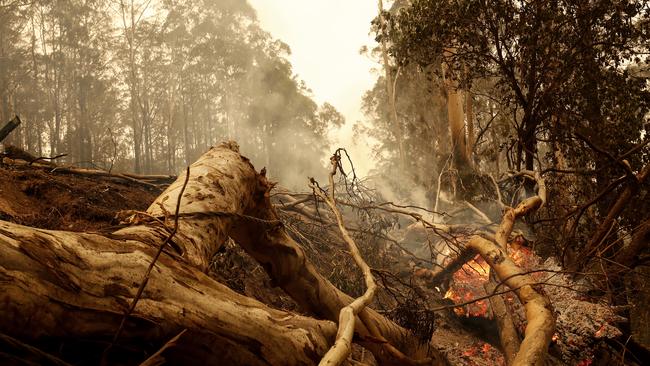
(443, 243, 536, 318)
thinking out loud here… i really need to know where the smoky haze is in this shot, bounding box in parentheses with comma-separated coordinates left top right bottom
(0, 0, 355, 190)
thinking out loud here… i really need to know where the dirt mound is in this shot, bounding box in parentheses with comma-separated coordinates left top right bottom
(0, 163, 161, 232)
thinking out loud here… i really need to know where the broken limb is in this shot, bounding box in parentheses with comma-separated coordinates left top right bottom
(484, 280, 521, 366)
(28, 153, 68, 165)
(0, 142, 342, 365)
(488, 170, 545, 364)
(0, 115, 21, 143)
(495, 170, 546, 250)
(229, 160, 446, 365)
(312, 154, 439, 366)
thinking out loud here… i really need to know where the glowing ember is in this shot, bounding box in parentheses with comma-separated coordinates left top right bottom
(444, 288, 454, 299)
(461, 342, 505, 365)
(443, 243, 537, 318)
(510, 245, 536, 269)
(552, 333, 560, 342)
(481, 343, 492, 353)
(577, 358, 593, 366)
(462, 345, 479, 358)
(443, 256, 491, 316)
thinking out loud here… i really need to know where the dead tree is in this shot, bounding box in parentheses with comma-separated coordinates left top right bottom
(0, 141, 560, 365)
(0, 115, 21, 143)
(0, 142, 337, 365)
(0, 142, 450, 365)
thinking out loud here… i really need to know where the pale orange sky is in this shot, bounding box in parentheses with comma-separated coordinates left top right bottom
(248, 0, 386, 175)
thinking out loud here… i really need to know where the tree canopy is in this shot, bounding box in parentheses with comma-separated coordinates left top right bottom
(0, 0, 344, 183)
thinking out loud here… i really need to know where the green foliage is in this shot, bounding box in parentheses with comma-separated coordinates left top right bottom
(363, 0, 650, 258)
(390, 0, 649, 169)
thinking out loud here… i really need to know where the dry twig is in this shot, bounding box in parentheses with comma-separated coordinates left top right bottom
(311, 153, 378, 366)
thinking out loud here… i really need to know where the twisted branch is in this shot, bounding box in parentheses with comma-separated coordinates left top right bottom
(311, 154, 378, 366)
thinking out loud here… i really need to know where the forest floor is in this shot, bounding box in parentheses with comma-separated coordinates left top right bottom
(0, 160, 635, 366)
(0, 163, 159, 232)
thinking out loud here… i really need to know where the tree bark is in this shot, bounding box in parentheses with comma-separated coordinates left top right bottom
(0, 220, 336, 365)
(578, 162, 650, 268)
(0, 142, 337, 365)
(467, 236, 555, 366)
(466, 92, 474, 163)
(377, 0, 406, 171)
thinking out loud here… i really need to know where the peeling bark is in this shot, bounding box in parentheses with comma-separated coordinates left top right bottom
(142, 141, 261, 269)
(0, 142, 336, 365)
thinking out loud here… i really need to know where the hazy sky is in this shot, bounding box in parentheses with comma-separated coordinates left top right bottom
(248, 0, 383, 174)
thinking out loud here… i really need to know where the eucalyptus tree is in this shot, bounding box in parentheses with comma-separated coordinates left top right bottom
(376, 0, 650, 320)
(0, 0, 28, 144)
(388, 0, 649, 176)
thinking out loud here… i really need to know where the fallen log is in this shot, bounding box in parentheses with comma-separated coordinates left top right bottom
(1, 157, 167, 188)
(466, 236, 555, 366)
(230, 175, 447, 365)
(0, 115, 21, 143)
(0, 142, 337, 365)
(0, 220, 336, 365)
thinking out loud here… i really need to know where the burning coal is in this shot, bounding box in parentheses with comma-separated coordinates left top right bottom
(443, 243, 536, 318)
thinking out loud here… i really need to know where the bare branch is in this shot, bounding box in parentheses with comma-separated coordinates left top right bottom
(311, 154, 377, 366)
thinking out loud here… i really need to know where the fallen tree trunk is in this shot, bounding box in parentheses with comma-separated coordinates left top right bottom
(0, 219, 338, 364)
(0, 220, 336, 365)
(0, 142, 336, 365)
(231, 180, 447, 365)
(0, 141, 451, 365)
(0, 115, 21, 143)
(1, 157, 169, 188)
